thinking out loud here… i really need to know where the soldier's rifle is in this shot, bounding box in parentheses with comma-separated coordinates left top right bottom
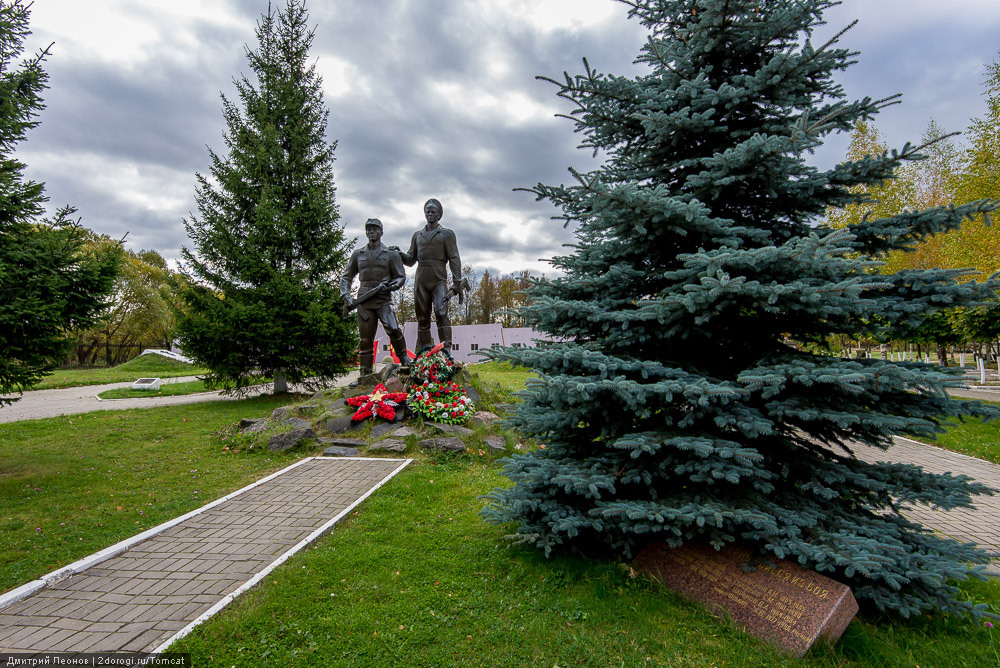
(342, 281, 389, 320)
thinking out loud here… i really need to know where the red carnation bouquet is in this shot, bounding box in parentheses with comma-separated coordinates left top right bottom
(406, 345, 474, 425)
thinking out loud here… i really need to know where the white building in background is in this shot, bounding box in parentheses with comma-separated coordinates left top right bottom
(372, 322, 553, 363)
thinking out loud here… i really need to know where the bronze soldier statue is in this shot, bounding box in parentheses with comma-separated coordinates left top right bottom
(399, 198, 462, 350)
(340, 218, 408, 376)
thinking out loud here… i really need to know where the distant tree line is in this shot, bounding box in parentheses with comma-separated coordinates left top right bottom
(392, 268, 538, 328)
(824, 58, 1000, 366)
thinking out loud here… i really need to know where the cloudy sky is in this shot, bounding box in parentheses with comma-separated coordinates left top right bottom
(15, 0, 1000, 277)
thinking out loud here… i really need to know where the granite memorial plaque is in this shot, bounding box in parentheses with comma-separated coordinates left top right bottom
(632, 541, 858, 657)
(130, 377, 161, 391)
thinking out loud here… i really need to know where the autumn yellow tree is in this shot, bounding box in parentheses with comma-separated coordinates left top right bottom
(949, 59, 1000, 277)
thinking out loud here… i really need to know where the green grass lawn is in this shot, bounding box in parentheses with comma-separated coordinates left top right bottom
(30, 354, 207, 390)
(0, 395, 298, 590)
(901, 401, 1000, 464)
(2, 362, 999, 665)
(170, 457, 1000, 667)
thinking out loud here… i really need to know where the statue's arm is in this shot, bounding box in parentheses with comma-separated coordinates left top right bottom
(386, 250, 406, 291)
(339, 253, 358, 301)
(399, 234, 418, 266)
(446, 230, 462, 287)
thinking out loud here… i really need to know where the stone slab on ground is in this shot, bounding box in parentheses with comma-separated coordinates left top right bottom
(0, 458, 410, 653)
(421, 437, 467, 452)
(371, 422, 401, 439)
(368, 439, 407, 453)
(322, 446, 360, 457)
(483, 435, 506, 453)
(318, 438, 367, 448)
(429, 423, 474, 437)
(632, 542, 858, 658)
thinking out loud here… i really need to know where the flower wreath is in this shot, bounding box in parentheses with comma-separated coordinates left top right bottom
(346, 383, 409, 422)
(411, 343, 458, 384)
(407, 379, 475, 425)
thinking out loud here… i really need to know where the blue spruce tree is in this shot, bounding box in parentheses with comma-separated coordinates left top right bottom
(483, 0, 1000, 618)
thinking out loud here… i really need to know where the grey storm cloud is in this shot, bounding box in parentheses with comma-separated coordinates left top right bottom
(13, 0, 1000, 278)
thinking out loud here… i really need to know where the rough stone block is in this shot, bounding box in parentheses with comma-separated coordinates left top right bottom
(429, 422, 474, 437)
(326, 416, 363, 434)
(461, 385, 481, 406)
(238, 418, 266, 433)
(631, 542, 858, 658)
(321, 398, 348, 414)
(242, 419, 270, 435)
(282, 417, 312, 431)
(271, 406, 294, 422)
(483, 435, 506, 453)
(420, 437, 467, 452)
(267, 428, 316, 452)
(469, 410, 500, 426)
(368, 439, 407, 453)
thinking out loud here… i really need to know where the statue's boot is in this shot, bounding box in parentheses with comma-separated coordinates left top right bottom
(359, 351, 374, 379)
(437, 318, 452, 351)
(389, 331, 409, 367)
(416, 327, 433, 351)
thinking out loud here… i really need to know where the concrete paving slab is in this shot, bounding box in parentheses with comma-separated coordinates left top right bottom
(852, 436, 1000, 573)
(0, 457, 410, 653)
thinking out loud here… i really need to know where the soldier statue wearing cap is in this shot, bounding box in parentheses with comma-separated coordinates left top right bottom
(399, 198, 463, 350)
(340, 218, 408, 376)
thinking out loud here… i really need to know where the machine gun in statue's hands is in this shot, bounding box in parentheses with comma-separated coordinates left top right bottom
(443, 276, 471, 305)
(342, 281, 389, 320)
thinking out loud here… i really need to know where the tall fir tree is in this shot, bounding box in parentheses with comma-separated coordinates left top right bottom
(483, 0, 1000, 619)
(177, 0, 355, 393)
(0, 0, 120, 405)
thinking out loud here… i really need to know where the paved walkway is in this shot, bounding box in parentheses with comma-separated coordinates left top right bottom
(0, 373, 360, 424)
(857, 437, 1000, 574)
(0, 457, 409, 653)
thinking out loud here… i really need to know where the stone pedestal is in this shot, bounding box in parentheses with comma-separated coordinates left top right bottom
(632, 542, 858, 657)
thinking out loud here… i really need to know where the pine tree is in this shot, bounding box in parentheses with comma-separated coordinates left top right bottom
(0, 0, 120, 405)
(176, 0, 355, 393)
(483, 0, 1000, 619)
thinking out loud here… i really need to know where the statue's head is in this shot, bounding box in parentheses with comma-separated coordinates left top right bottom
(424, 199, 443, 224)
(365, 218, 383, 242)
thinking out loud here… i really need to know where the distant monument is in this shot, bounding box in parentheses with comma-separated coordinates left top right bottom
(340, 218, 408, 376)
(399, 199, 463, 350)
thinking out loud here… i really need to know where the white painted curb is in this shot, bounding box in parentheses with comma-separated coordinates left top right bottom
(150, 456, 412, 653)
(0, 456, 407, 611)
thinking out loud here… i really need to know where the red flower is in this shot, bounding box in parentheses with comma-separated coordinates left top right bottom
(349, 383, 408, 422)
